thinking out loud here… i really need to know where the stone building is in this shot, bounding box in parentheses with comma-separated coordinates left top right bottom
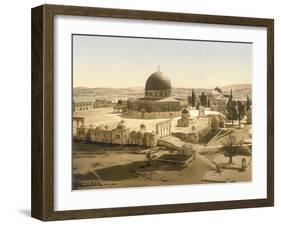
(208, 89, 228, 113)
(144, 132, 159, 147)
(135, 131, 145, 146)
(113, 100, 127, 113)
(208, 113, 226, 128)
(76, 124, 87, 140)
(177, 108, 192, 127)
(111, 123, 130, 144)
(127, 69, 181, 119)
(76, 121, 159, 147)
(88, 122, 130, 144)
(128, 130, 138, 145)
(177, 116, 189, 127)
(91, 125, 112, 143)
(73, 102, 94, 112)
(73, 117, 85, 136)
(73, 100, 114, 112)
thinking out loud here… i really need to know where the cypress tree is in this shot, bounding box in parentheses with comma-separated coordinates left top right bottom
(200, 92, 207, 107)
(237, 101, 246, 127)
(191, 89, 196, 107)
(207, 98, 210, 108)
(246, 94, 251, 111)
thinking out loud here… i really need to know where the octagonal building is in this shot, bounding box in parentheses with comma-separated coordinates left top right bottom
(127, 69, 181, 119)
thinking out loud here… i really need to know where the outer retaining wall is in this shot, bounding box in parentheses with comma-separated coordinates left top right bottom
(127, 110, 180, 119)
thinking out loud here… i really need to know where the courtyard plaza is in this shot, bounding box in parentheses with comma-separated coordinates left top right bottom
(73, 107, 252, 188)
(73, 106, 222, 135)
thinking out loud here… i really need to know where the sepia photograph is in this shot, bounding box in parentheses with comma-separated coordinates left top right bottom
(72, 34, 253, 190)
(30, 4, 274, 220)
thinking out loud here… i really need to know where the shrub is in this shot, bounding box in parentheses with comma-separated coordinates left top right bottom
(210, 116, 219, 131)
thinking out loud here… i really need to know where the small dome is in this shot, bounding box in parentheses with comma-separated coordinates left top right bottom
(140, 124, 146, 129)
(145, 71, 171, 90)
(136, 131, 144, 136)
(182, 108, 189, 114)
(95, 125, 105, 131)
(116, 123, 127, 130)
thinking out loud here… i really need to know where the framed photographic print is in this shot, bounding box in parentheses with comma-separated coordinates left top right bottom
(31, 4, 274, 221)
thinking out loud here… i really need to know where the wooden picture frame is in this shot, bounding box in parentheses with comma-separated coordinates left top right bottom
(31, 4, 274, 221)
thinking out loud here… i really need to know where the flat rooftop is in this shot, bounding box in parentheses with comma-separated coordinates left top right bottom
(74, 107, 221, 134)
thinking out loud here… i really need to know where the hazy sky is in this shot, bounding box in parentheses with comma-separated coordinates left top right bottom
(73, 35, 252, 88)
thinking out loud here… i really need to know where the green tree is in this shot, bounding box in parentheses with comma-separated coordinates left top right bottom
(246, 95, 251, 111)
(226, 93, 238, 124)
(237, 101, 246, 127)
(200, 92, 207, 107)
(187, 95, 192, 106)
(226, 101, 237, 124)
(191, 89, 196, 108)
(210, 116, 219, 132)
(231, 101, 238, 124)
(221, 135, 238, 164)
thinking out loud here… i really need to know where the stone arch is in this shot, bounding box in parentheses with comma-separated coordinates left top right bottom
(156, 119, 171, 138)
(73, 117, 85, 128)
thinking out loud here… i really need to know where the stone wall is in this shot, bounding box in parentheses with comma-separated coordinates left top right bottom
(75, 124, 159, 147)
(127, 109, 180, 119)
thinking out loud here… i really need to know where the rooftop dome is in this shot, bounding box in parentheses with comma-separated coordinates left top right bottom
(95, 125, 105, 131)
(116, 123, 127, 130)
(140, 124, 146, 129)
(136, 131, 144, 136)
(145, 71, 171, 91)
(182, 108, 189, 114)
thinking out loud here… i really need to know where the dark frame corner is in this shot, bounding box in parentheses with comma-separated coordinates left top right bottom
(31, 4, 274, 221)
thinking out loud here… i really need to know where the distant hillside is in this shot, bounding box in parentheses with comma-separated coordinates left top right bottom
(221, 84, 251, 99)
(73, 84, 251, 102)
(73, 87, 144, 96)
(73, 87, 144, 102)
(221, 84, 251, 91)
